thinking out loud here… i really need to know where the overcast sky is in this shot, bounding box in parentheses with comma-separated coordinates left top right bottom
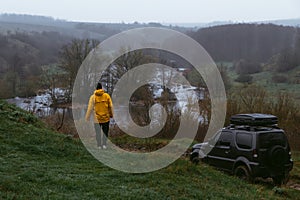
(0, 0, 299, 23)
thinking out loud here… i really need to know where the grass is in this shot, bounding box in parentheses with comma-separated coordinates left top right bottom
(226, 64, 300, 103)
(1, 100, 300, 199)
(251, 67, 300, 100)
(289, 152, 300, 189)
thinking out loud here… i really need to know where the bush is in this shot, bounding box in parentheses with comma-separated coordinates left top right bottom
(234, 60, 262, 74)
(235, 74, 253, 83)
(272, 75, 288, 83)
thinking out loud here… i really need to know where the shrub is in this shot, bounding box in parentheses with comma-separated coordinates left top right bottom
(272, 75, 288, 83)
(235, 74, 253, 83)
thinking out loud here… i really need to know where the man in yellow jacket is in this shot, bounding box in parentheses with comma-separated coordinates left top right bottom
(85, 83, 113, 149)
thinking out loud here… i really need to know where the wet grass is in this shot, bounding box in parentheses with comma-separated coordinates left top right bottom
(1, 100, 300, 199)
(226, 65, 300, 103)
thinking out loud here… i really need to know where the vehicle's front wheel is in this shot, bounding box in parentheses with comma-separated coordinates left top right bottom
(190, 152, 200, 164)
(234, 165, 252, 182)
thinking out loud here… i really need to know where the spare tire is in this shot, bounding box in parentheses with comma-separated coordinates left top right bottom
(268, 145, 287, 167)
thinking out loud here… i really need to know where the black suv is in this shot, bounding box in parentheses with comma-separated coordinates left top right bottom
(190, 113, 293, 185)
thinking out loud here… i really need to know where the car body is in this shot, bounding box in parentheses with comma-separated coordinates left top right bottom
(190, 114, 293, 184)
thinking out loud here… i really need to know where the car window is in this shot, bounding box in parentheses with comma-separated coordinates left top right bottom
(208, 130, 222, 144)
(217, 131, 233, 146)
(258, 132, 287, 148)
(236, 132, 252, 149)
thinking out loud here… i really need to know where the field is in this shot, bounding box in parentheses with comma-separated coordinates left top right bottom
(1, 100, 300, 199)
(226, 64, 300, 103)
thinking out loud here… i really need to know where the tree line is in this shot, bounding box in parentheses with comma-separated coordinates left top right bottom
(189, 23, 300, 74)
(0, 31, 73, 98)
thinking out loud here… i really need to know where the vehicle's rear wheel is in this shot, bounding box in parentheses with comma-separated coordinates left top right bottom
(273, 174, 289, 185)
(234, 165, 252, 182)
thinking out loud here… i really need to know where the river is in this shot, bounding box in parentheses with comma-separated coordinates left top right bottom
(6, 86, 206, 128)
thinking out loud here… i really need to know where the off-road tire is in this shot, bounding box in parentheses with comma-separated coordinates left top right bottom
(234, 165, 253, 182)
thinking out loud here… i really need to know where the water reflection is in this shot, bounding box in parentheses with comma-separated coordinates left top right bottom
(6, 95, 73, 118)
(7, 85, 206, 128)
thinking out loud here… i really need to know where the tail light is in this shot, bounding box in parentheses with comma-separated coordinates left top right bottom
(289, 151, 293, 162)
(253, 149, 258, 158)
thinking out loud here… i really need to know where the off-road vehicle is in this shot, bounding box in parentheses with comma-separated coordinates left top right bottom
(190, 113, 293, 184)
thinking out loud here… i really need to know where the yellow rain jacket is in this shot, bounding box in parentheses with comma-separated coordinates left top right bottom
(85, 89, 113, 123)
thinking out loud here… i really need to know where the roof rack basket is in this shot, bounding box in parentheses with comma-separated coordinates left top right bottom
(230, 113, 278, 126)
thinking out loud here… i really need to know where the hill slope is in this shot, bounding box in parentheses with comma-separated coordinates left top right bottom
(0, 100, 299, 199)
(190, 23, 299, 63)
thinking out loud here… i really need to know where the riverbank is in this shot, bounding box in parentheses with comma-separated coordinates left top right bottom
(6, 88, 73, 118)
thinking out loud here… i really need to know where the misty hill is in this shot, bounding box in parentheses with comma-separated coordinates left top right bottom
(260, 18, 300, 27)
(1, 14, 298, 65)
(189, 23, 300, 63)
(0, 14, 112, 40)
(165, 18, 300, 29)
(0, 13, 189, 40)
(1, 13, 299, 66)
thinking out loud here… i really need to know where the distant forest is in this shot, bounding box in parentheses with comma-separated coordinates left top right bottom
(189, 23, 300, 63)
(0, 14, 300, 98)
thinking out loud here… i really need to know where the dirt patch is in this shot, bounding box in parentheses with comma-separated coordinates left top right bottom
(287, 182, 300, 191)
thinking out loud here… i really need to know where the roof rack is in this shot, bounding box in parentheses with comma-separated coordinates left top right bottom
(227, 124, 279, 132)
(230, 113, 278, 126)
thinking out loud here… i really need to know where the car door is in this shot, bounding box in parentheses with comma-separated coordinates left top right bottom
(207, 130, 234, 171)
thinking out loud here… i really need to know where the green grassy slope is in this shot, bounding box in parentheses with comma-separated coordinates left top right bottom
(227, 65, 300, 101)
(0, 100, 299, 199)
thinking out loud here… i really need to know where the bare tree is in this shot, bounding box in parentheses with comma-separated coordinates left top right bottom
(234, 84, 267, 113)
(40, 64, 66, 105)
(60, 39, 99, 103)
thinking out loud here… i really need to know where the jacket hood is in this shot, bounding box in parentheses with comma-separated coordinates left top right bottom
(94, 89, 104, 96)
